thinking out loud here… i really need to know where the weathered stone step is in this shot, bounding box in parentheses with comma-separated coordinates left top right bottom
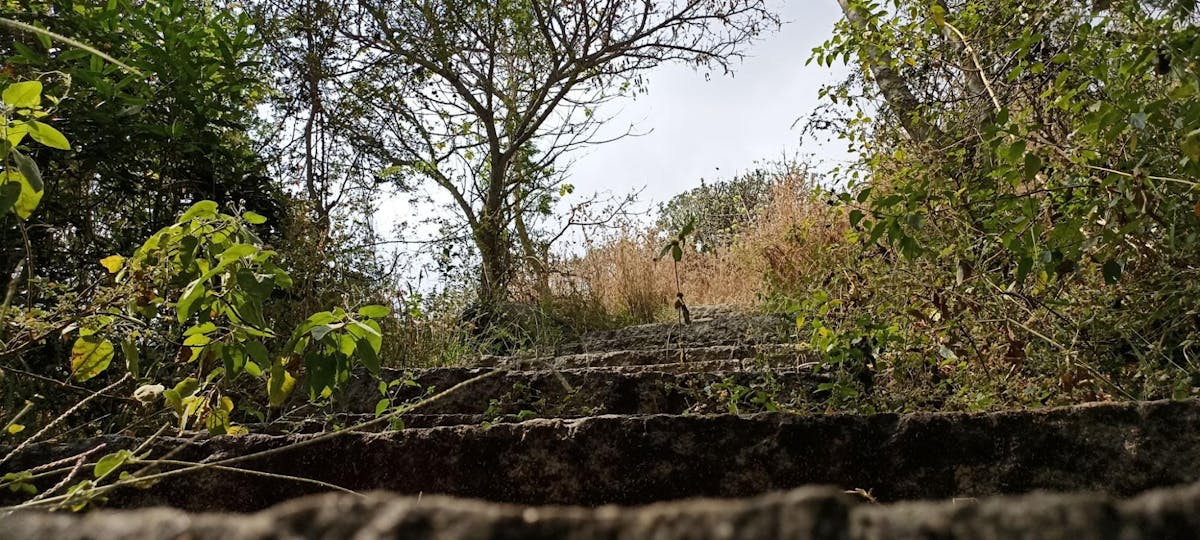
(335, 366, 824, 418)
(8, 482, 1200, 540)
(481, 343, 814, 369)
(556, 313, 794, 353)
(6, 400, 1199, 512)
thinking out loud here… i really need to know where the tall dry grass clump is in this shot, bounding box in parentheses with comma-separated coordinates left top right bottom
(559, 170, 849, 321)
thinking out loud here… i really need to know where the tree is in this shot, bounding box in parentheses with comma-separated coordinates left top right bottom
(809, 0, 1200, 400)
(1, 0, 284, 290)
(342, 0, 779, 309)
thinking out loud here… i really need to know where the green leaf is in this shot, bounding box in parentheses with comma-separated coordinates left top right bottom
(671, 243, 683, 262)
(93, 450, 132, 479)
(242, 211, 267, 224)
(219, 243, 258, 262)
(2, 171, 42, 219)
(174, 378, 200, 397)
(1015, 256, 1034, 284)
(357, 336, 380, 375)
(9, 149, 42, 192)
(348, 320, 383, 354)
(310, 323, 343, 341)
(245, 341, 269, 367)
(374, 399, 390, 416)
(222, 344, 246, 377)
(849, 209, 865, 228)
(0, 182, 20, 216)
(179, 200, 219, 222)
(1023, 153, 1042, 181)
(70, 335, 115, 382)
(121, 338, 140, 378)
(357, 305, 390, 318)
(176, 278, 207, 323)
(26, 121, 70, 150)
(2, 81, 42, 108)
(1103, 260, 1123, 284)
(930, 4, 946, 26)
(183, 322, 218, 337)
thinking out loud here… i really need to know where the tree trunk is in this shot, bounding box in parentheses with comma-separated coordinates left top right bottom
(835, 0, 944, 144)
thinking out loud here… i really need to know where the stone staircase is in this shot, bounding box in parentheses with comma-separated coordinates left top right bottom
(5, 307, 1200, 538)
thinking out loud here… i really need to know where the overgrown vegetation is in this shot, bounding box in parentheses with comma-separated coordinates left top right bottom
(1, 0, 1199, 512)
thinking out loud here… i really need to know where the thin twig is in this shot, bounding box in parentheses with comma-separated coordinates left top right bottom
(4, 370, 502, 511)
(0, 374, 131, 469)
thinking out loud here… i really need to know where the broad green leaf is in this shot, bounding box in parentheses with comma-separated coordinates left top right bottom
(93, 450, 132, 479)
(348, 320, 383, 354)
(121, 338, 140, 378)
(310, 323, 343, 341)
(671, 244, 683, 262)
(9, 149, 42, 191)
(176, 278, 206, 323)
(374, 399, 390, 417)
(0, 182, 20, 216)
(70, 335, 115, 382)
(849, 209, 865, 228)
(245, 341, 269, 366)
(1024, 152, 1042, 181)
(357, 305, 390, 318)
(2, 81, 42, 108)
(1103, 260, 1123, 284)
(242, 211, 267, 224)
(183, 322, 218, 336)
(219, 243, 258, 262)
(27, 121, 70, 150)
(179, 200, 219, 222)
(357, 337, 380, 375)
(174, 378, 200, 397)
(222, 344, 245, 376)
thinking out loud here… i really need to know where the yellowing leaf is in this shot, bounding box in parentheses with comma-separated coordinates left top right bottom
(5, 123, 29, 146)
(2, 171, 43, 220)
(931, 4, 946, 26)
(7, 424, 25, 435)
(99, 255, 125, 273)
(70, 335, 115, 382)
(268, 361, 295, 407)
(2, 81, 42, 109)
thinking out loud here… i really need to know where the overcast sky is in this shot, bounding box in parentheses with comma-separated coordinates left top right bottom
(566, 1, 852, 209)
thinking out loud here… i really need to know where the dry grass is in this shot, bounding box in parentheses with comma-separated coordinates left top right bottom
(557, 173, 849, 322)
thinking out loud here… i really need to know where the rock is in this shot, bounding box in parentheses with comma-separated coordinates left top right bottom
(5, 399, 1200, 512)
(6, 482, 1200, 539)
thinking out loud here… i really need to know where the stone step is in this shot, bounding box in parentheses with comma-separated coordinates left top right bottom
(5, 399, 1198, 512)
(535, 313, 794, 354)
(332, 367, 826, 417)
(480, 343, 814, 369)
(8, 482, 1200, 540)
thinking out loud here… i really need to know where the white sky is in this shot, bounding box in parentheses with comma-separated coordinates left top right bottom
(566, 1, 852, 209)
(374, 1, 854, 278)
